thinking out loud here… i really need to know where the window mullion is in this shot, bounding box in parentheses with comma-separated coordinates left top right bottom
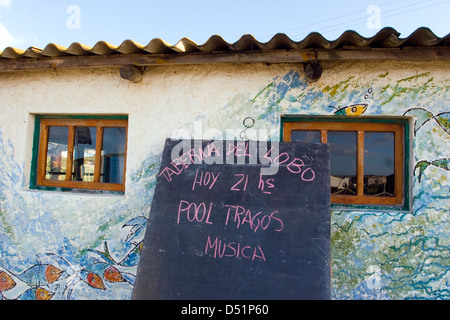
(37, 123, 49, 185)
(65, 126, 75, 181)
(93, 127, 104, 183)
(394, 127, 404, 204)
(357, 130, 364, 197)
(320, 130, 327, 143)
(283, 122, 292, 142)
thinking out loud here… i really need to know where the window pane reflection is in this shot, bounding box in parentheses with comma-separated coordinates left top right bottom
(72, 127, 97, 182)
(328, 131, 357, 195)
(291, 130, 321, 144)
(46, 127, 69, 181)
(364, 132, 395, 196)
(101, 127, 126, 184)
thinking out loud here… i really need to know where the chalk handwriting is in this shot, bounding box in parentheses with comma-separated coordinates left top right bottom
(192, 169, 220, 191)
(177, 200, 214, 225)
(205, 235, 266, 261)
(230, 174, 248, 192)
(263, 147, 316, 182)
(166, 141, 319, 264)
(226, 141, 252, 158)
(258, 174, 275, 194)
(224, 204, 284, 233)
(161, 141, 316, 183)
(160, 142, 221, 182)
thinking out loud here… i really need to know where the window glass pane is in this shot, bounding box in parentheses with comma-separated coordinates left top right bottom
(364, 132, 395, 196)
(101, 127, 126, 184)
(291, 130, 321, 143)
(72, 127, 97, 182)
(46, 127, 69, 180)
(328, 131, 357, 195)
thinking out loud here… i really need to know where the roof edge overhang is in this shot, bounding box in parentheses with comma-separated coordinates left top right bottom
(0, 27, 449, 72)
(1, 47, 449, 72)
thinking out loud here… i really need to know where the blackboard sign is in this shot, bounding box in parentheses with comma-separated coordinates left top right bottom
(133, 139, 331, 300)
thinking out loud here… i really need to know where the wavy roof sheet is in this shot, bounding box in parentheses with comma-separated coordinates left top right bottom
(1, 27, 448, 60)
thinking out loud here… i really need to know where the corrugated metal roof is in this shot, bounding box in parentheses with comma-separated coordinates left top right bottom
(1, 27, 448, 60)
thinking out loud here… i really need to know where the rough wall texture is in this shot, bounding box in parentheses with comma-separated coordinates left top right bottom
(0, 61, 448, 300)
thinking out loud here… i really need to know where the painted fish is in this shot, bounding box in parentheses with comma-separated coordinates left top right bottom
(91, 241, 142, 267)
(87, 262, 125, 283)
(79, 263, 125, 290)
(118, 241, 143, 268)
(88, 242, 139, 285)
(123, 216, 148, 242)
(79, 270, 106, 290)
(104, 266, 126, 283)
(436, 112, 450, 133)
(89, 242, 116, 265)
(0, 271, 16, 293)
(16, 287, 54, 300)
(333, 104, 368, 116)
(403, 107, 450, 135)
(18, 264, 63, 286)
(414, 158, 450, 182)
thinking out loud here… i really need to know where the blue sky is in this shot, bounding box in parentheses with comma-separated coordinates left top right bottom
(0, 0, 449, 50)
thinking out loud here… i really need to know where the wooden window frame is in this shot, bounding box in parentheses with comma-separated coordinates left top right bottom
(282, 116, 410, 208)
(35, 118, 128, 192)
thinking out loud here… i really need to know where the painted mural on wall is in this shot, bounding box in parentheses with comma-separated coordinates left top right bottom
(0, 67, 449, 299)
(0, 128, 155, 299)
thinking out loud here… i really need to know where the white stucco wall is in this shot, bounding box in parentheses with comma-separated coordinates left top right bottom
(0, 63, 294, 188)
(0, 60, 449, 299)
